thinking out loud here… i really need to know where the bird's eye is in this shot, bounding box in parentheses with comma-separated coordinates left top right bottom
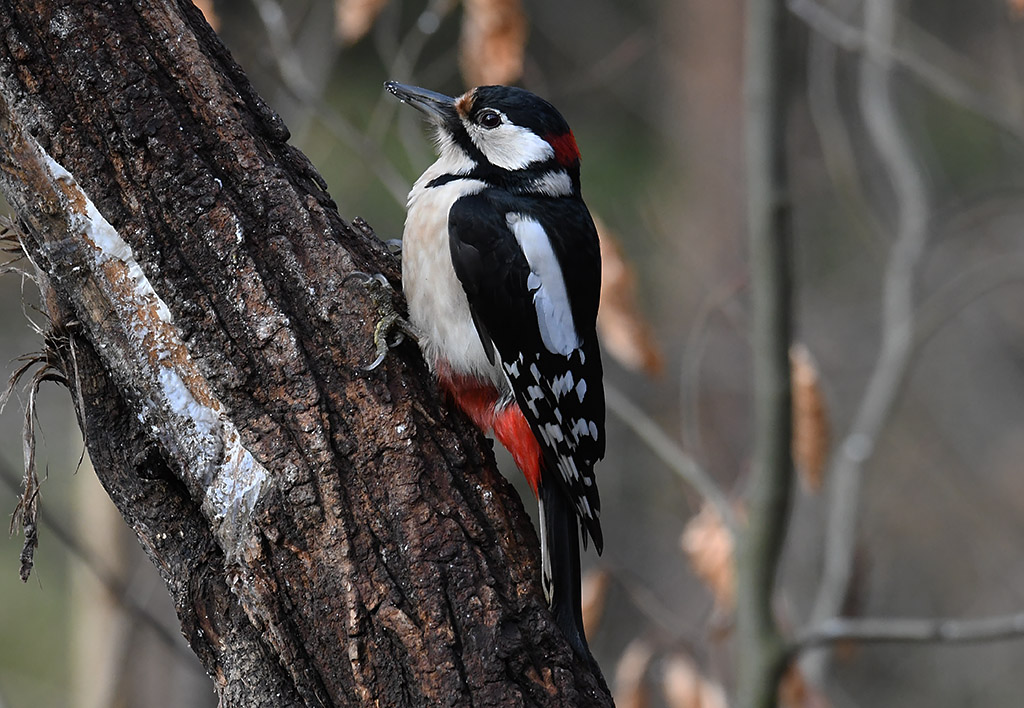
(478, 110, 502, 129)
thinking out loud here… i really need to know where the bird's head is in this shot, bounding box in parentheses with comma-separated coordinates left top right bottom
(386, 81, 581, 196)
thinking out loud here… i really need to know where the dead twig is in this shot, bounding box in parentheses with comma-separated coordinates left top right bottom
(605, 383, 734, 530)
(794, 613, 1024, 656)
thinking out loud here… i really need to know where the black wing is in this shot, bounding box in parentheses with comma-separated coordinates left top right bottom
(448, 189, 604, 552)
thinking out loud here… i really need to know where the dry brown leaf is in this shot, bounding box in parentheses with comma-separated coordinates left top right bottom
(662, 653, 728, 708)
(778, 664, 831, 708)
(192, 0, 220, 31)
(596, 218, 664, 376)
(580, 567, 610, 639)
(4, 335, 75, 581)
(663, 651, 729, 708)
(335, 0, 390, 44)
(459, 0, 527, 87)
(697, 680, 729, 708)
(662, 654, 700, 708)
(681, 503, 734, 611)
(791, 343, 830, 493)
(613, 638, 655, 708)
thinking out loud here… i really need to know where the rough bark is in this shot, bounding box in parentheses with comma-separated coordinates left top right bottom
(0, 1, 611, 705)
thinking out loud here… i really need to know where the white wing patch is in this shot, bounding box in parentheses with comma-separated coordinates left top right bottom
(506, 213, 581, 356)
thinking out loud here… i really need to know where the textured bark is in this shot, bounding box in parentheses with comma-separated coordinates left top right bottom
(0, 1, 611, 705)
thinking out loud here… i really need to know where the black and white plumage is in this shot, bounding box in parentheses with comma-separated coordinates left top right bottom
(386, 81, 604, 660)
(447, 192, 605, 547)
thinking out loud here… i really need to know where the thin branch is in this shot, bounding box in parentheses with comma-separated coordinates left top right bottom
(250, 0, 318, 100)
(604, 382, 734, 530)
(602, 562, 698, 642)
(251, 0, 412, 205)
(365, 0, 457, 144)
(0, 457, 194, 662)
(679, 274, 748, 458)
(795, 613, 1024, 655)
(804, 4, 885, 247)
(735, 0, 794, 705)
(789, 0, 1024, 139)
(803, 0, 931, 686)
(914, 252, 1024, 352)
(271, 77, 412, 205)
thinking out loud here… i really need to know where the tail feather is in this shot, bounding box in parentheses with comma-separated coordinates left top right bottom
(539, 481, 591, 660)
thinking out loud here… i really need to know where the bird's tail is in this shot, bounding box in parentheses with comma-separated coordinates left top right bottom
(538, 481, 591, 661)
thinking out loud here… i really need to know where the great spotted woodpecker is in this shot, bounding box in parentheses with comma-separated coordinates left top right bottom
(385, 81, 604, 659)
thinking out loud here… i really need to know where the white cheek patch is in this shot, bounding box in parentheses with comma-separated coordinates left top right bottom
(464, 114, 555, 170)
(506, 213, 580, 355)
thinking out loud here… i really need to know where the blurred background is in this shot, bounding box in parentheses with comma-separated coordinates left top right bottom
(3, 0, 1024, 706)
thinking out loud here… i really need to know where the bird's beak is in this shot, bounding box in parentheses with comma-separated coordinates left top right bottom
(385, 81, 458, 125)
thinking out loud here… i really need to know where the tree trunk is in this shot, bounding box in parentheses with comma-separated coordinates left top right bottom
(0, 1, 611, 705)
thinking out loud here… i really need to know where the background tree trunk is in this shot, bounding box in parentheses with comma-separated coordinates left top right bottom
(0, 1, 611, 705)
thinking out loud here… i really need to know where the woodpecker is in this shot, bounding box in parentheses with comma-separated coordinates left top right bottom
(385, 80, 604, 660)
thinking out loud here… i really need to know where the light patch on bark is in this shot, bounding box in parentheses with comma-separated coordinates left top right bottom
(40, 150, 269, 559)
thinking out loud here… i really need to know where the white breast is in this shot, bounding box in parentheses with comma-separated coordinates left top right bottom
(403, 163, 508, 392)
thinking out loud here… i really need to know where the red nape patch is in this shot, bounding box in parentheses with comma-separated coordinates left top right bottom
(545, 131, 581, 167)
(493, 405, 542, 499)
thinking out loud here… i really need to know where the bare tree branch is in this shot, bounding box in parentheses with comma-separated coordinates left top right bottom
(790, 0, 1024, 138)
(735, 0, 795, 706)
(679, 274, 747, 461)
(251, 0, 412, 204)
(804, 2, 886, 244)
(0, 456, 192, 662)
(803, 0, 931, 687)
(796, 613, 1024, 653)
(914, 252, 1024, 351)
(604, 383, 734, 529)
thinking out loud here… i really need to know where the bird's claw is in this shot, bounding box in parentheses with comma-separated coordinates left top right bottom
(345, 270, 419, 371)
(343, 270, 391, 290)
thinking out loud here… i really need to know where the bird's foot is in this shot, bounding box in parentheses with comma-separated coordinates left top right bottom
(344, 271, 420, 371)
